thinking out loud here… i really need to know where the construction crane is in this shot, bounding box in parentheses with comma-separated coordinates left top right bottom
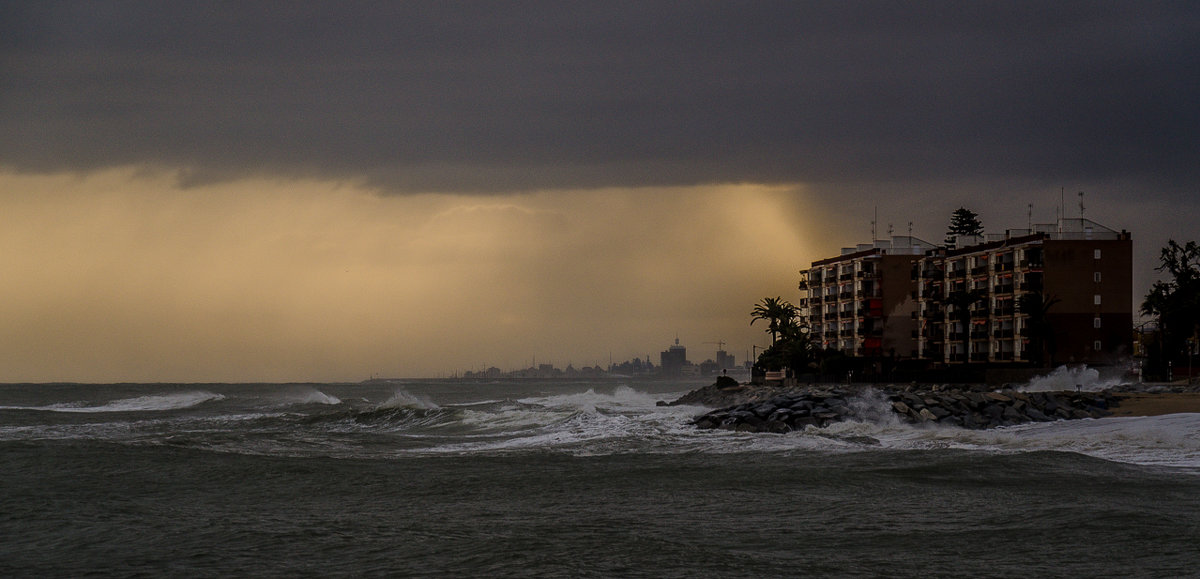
(703, 340, 727, 352)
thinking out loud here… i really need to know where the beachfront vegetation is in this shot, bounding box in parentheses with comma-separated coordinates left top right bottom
(945, 206, 984, 244)
(750, 296, 815, 373)
(750, 296, 797, 345)
(1141, 239, 1200, 379)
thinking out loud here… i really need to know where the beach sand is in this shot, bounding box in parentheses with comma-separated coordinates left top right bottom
(1110, 392, 1200, 417)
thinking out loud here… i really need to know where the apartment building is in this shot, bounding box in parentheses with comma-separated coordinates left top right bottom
(800, 236, 935, 358)
(800, 218, 1133, 368)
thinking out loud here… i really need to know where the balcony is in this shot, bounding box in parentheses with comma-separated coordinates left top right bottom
(993, 284, 1014, 295)
(949, 269, 966, 279)
(994, 262, 1014, 273)
(921, 269, 944, 279)
(922, 308, 943, 319)
(970, 308, 989, 319)
(970, 266, 989, 276)
(1018, 260, 1044, 269)
(839, 273, 853, 281)
(993, 307, 1015, 317)
(993, 329, 1015, 339)
(994, 352, 1015, 361)
(838, 292, 854, 300)
(839, 329, 855, 337)
(824, 313, 838, 321)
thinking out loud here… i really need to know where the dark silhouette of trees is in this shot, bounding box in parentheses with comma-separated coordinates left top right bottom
(1141, 239, 1200, 378)
(1018, 292, 1061, 367)
(940, 289, 986, 362)
(750, 296, 814, 373)
(945, 207, 984, 245)
(750, 296, 797, 345)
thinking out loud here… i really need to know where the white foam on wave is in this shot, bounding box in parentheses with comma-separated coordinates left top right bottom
(516, 385, 666, 413)
(1020, 365, 1124, 392)
(417, 387, 710, 455)
(1, 391, 226, 413)
(278, 387, 341, 405)
(378, 390, 440, 410)
(766, 412, 1200, 470)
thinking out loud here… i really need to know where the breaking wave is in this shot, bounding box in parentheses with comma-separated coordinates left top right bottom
(0, 391, 225, 413)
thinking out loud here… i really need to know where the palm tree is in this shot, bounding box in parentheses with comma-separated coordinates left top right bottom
(751, 296, 798, 344)
(940, 289, 986, 363)
(1018, 292, 1061, 367)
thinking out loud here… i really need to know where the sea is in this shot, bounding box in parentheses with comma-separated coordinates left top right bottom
(2, 377, 1199, 578)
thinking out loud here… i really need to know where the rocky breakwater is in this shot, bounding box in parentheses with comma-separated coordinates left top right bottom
(690, 386, 1123, 432)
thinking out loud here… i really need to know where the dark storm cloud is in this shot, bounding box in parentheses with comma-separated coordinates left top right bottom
(2, 1, 1198, 191)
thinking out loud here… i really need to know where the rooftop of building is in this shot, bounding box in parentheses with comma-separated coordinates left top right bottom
(806, 217, 1129, 268)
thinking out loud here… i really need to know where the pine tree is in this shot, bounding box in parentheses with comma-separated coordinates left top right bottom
(945, 207, 984, 245)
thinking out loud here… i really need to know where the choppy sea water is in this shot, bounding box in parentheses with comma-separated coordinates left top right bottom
(2, 379, 1198, 578)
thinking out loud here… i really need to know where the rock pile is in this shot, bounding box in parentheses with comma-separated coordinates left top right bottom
(690, 387, 1122, 432)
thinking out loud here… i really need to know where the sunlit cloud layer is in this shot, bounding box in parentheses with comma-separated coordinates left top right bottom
(0, 169, 820, 381)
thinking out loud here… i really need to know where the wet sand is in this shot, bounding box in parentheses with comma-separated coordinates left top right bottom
(1109, 392, 1200, 417)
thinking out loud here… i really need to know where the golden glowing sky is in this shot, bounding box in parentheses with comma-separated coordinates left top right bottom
(3, 4, 1196, 381)
(0, 169, 832, 381)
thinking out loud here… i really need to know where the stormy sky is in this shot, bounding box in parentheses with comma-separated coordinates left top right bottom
(2, 2, 1197, 381)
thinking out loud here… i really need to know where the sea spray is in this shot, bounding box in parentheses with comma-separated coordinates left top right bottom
(26, 391, 226, 413)
(378, 390, 439, 410)
(1022, 365, 1124, 392)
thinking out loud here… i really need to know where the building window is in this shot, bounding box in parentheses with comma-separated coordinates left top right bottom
(1094, 340, 1103, 351)
(1093, 272, 1102, 283)
(1094, 249, 1102, 259)
(1094, 294, 1102, 305)
(1094, 317, 1102, 328)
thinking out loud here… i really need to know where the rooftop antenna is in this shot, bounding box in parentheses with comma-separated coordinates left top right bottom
(1058, 187, 1064, 233)
(1027, 203, 1033, 231)
(1078, 191, 1085, 219)
(908, 221, 913, 238)
(871, 205, 877, 241)
(887, 223, 894, 238)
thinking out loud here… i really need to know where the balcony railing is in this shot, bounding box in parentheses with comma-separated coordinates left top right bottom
(970, 266, 989, 276)
(993, 329, 1015, 339)
(993, 285, 1014, 294)
(993, 307, 1015, 317)
(994, 262, 1014, 272)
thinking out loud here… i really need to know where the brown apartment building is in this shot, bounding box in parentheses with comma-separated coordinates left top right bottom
(799, 218, 1133, 368)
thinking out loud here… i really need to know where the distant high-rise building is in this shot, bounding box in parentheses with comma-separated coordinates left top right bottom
(659, 339, 688, 376)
